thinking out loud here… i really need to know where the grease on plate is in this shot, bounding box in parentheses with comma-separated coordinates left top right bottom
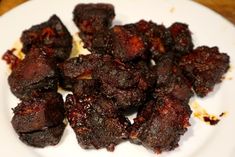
(191, 101, 227, 125)
(70, 34, 90, 58)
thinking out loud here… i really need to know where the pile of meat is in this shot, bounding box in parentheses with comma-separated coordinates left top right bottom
(3, 3, 230, 154)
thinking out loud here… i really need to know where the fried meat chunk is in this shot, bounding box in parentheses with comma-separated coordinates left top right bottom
(179, 46, 230, 97)
(130, 95, 191, 153)
(101, 82, 146, 110)
(8, 48, 58, 99)
(73, 3, 115, 34)
(111, 26, 148, 62)
(59, 54, 111, 89)
(91, 25, 148, 62)
(72, 79, 100, 98)
(20, 15, 72, 62)
(65, 94, 130, 151)
(92, 59, 150, 109)
(152, 53, 193, 102)
(11, 92, 65, 133)
(19, 123, 65, 148)
(128, 20, 173, 61)
(168, 22, 194, 56)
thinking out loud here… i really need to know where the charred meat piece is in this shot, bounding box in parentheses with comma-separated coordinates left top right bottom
(101, 82, 146, 110)
(93, 59, 141, 89)
(59, 54, 111, 89)
(19, 123, 65, 148)
(78, 32, 94, 50)
(90, 29, 113, 53)
(154, 70, 193, 103)
(72, 79, 100, 98)
(2, 49, 21, 70)
(20, 15, 72, 62)
(127, 20, 173, 61)
(65, 94, 130, 151)
(130, 95, 191, 153)
(73, 3, 115, 34)
(93, 59, 149, 109)
(179, 46, 230, 97)
(92, 25, 148, 62)
(8, 48, 58, 99)
(152, 53, 174, 86)
(11, 92, 65, 133)
(152, 53, 193, 102)
(111, 26, 148, 62)
(169, 22, 194, 56)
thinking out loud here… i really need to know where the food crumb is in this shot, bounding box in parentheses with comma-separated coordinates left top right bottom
(219, 112, 227, 117)
(170, 7, 175, 13)
(191, 101, 226, 126)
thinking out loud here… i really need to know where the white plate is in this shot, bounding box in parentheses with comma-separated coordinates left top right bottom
(1, 0, 235, 157)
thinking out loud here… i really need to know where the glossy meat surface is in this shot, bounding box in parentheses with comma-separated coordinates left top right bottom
(73, 3, 115, 34)
(65, 94, 130, 151)
(11, 92, 65, 133)
(59, 54, 110, 89)
(8, 48, 58, 99)
(19, 123, 65, 148)
(130, 95, 191, 153)
(169, 22, 194, 57)
(179, 46, 230, 97)
(21, 15, 72, 62)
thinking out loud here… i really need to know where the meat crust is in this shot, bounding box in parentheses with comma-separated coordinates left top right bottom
(65, 94, 130, 151)
(179, 46, 230, 97)
(130, 95, 191, 153)
(21, 15, 72, 62)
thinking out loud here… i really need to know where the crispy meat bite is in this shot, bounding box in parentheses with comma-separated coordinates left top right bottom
(130, 95, 191, 153)
(73, 3, 115, 34)
(129, 20, 173, 61)
(20, 15, 72, 62)
(101, 82, 146, 110)
(179, 46, 230, 97)
(19, 123, 65, 148)
(65, 94, 130, 151)
(153, 53, 193, 102)
(169, 22, 194, 56)
(72, 79, 100, 98)
(59, 54, 111, 89)
(8, 48, 58, 99)
(11, 92, 65, 133)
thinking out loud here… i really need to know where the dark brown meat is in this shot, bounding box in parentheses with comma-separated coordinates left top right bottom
(92, 59, 150, 109)
(93, 59, 140, 89)
(2, 49, 21, 70)
(111, 26, 148, 62)
(78, 32, 94, 49)
(152, 53, 193, 102)
(20, 15, 72, 62)
(90, 29, 114, 54)
(11, 92, 65, 133)
(73, 3, 115, 34)
(101, 82, 146, 110)
(19, 123, 65, 148)
(72, 79, 100, 98)
(168, 22, 194, 57)
(179, 46, 230, 97)
(91, 25, 149, 62)
(59, 54, 111, 89)
(130, 95, 191, 153)
(127, 20, 173, 61)
(65, 94, 130, 151)
(8, 48, 58, 99)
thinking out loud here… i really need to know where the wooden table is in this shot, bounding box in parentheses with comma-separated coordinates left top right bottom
(0, 0, 235, 25)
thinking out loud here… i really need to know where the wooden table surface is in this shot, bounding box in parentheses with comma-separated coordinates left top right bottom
(0, 0, 235, 25)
